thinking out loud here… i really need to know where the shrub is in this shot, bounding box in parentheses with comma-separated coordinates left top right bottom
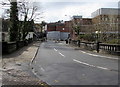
(78, 34, 96, 42)
(105, 39, 120, 44)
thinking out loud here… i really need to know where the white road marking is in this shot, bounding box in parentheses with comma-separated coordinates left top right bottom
(81, 51, 86, 54)
(59, 52, 65, 57)
(96, 66, 109, 70)
(54, 80, 59, 83)
(41, 67, 45, 72)
(59, 43, 63, 44)
(54, 48, 58, 52)
(54, 48, 65, 57)
(80, 51, 118, 60)
(32, 69, 38, 76)
(73, 59, 110, 71)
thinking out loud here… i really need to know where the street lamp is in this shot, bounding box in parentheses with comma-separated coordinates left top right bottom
(95, 30, 101, 53)
(95, 31, 101, 42)
(95, 31, 98, 42)
(64, 15, 72, 40)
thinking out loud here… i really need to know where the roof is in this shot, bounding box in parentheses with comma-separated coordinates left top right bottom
(73, 16, 82, 19)
(91, 8, 120, 18)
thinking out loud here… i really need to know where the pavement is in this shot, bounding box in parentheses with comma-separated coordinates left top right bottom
(0, 41, 50, 86)
(32, 40, 118, 85)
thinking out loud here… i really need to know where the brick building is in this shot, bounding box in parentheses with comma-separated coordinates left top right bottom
(47, 23, 56, 31)
(47, 17, 93, 40)
(64, 21, 72, 33)
(70, 16, 82, 40)
(47, 21, 70, 40)
(56, 22, 65, 32)
(67, 16, 93, 40)
(80, 18, 93, 33)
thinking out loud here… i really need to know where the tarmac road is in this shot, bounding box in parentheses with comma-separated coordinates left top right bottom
(32, 40, 118, 85)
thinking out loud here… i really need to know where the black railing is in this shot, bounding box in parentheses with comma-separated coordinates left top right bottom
(100, 43, 120, 55)
(70, 40, 120, 55)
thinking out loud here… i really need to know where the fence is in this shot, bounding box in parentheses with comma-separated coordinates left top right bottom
(100, 43, 120, 55)
(16, 41, 24, 49)
(2, 42, 16, 54)
(2, 39, 33, 54)
(70, 40, 120, 55)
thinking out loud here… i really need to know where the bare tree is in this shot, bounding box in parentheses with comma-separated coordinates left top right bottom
(17, 0, 43, 40)
(70, 17, 82, 40)
(1, 0, 11, 19)
(1, 0, 42, 41)
(94, 14, 119, 43)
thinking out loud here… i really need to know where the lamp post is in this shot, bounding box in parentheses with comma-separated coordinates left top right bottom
(65, 15, 72, 44)
(95, 31, 99, 42)
(95, 31, 101, 53)
(95, 31, 101, 42)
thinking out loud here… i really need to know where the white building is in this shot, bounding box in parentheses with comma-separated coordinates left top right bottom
(91, 8, 119, 18)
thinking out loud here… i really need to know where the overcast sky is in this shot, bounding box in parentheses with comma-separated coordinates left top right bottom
(40, 0, 119, 23)
(0, 0, 119, 23)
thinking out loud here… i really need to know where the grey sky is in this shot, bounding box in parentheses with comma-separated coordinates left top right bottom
(40, 1, 119, 23)
(0, 0, 119, 23)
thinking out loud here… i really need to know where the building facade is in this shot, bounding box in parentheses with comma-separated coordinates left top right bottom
(91, 8, 119, 42)
(47, 21, 70, 40)
(80, 18, 93, 33)
(47, 23, 56, 31)
(68, 16, 93, 40)
(64, 21, 73, 39)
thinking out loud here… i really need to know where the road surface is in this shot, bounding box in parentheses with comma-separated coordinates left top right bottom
(32, 40, 118, 85)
